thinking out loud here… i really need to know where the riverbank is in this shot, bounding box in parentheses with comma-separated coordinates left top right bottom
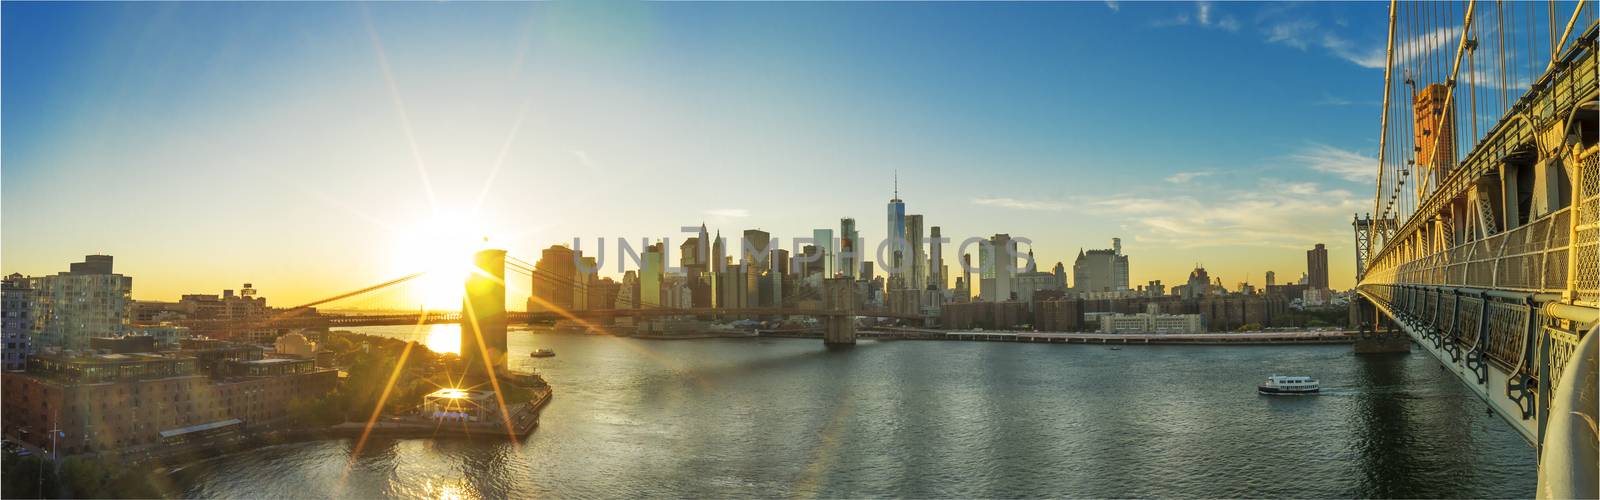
(631, 331, 759, 340)
(759, 328, 1358, 345)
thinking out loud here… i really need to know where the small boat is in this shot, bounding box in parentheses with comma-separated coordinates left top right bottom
(1109, 346, 1122, 351)
(1258, 375, 1319, 395)
(529, 349, 555, 358)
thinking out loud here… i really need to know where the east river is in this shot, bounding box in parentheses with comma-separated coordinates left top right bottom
(169, 325, 1535, 498)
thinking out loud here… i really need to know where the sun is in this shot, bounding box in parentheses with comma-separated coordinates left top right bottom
(389, 212, 491, 310)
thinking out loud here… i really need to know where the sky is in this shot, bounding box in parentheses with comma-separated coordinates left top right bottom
(3, 1, 1398, 309)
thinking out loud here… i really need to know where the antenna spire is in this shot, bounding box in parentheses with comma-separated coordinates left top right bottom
(894, 170, 898, 198)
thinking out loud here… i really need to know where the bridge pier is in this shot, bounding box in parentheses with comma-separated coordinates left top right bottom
(462, 249, 509, 382)
(1352, 296, 1410, 354)
(822, 277, 857, 346)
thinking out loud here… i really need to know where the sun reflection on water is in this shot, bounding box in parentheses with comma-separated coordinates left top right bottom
(422, 323, 462, 355)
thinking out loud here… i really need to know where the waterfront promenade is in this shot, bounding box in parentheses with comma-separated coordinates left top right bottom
(329, 386, 553, 440)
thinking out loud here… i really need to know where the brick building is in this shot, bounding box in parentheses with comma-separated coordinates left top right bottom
(1, 343, 335, 456)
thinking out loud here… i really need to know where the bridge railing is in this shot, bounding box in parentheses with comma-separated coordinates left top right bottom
(1366, 206, 1577, 295)
(1362, 281, 1592, 445)
(1366, 141, 1600, 307)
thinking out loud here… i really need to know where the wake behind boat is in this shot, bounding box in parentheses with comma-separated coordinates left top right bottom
(1258, 375, 1319, 395)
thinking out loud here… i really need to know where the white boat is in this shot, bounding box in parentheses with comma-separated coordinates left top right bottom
(529, 349, 555, 358)
(1257, 375, 1319, 395)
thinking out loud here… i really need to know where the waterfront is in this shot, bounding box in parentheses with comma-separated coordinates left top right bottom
(166, 326, 1534, 498)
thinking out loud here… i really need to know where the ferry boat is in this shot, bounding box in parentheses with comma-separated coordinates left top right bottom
(1257, 375, 1319, 395)
(529, 349, 555, 358)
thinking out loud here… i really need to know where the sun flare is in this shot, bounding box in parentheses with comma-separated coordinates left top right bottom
(390, 212, 492, 310)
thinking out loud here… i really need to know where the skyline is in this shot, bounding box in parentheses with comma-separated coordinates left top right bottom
(3, 1, 1394, 307)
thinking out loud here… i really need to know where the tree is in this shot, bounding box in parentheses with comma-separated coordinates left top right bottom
(2, 454, 62, 499)
(59, 456, 114, 498)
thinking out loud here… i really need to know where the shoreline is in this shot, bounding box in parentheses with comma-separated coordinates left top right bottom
(142, 385, 555, 480)
(757, 329, 1359, 345)
(326, 386, 554, 439)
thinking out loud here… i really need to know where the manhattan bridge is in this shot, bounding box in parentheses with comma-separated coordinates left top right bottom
(1350, 1, 1596, 496)
(166, 1, 1598, 496)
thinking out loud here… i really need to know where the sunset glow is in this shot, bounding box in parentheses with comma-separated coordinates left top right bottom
(389, 212, 491, 310)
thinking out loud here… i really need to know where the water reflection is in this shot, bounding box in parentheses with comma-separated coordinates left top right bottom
(173, 336, 1536, 498)
(347, 323, 463, 354)
(423, 324, 461, 355)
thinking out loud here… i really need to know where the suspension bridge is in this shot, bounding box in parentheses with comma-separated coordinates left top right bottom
(174, 249, 909, 344)
(1350, 1, 1596, 496)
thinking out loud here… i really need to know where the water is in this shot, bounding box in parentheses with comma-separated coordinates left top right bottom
(170, 326, 1536, 498)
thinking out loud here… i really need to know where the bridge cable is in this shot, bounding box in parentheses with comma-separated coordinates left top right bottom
(285, 272, 427, 311)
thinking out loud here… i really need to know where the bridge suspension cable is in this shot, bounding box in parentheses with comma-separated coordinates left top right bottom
(285, 272, 427, 311)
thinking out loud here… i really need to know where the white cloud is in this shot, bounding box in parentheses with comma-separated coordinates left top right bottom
(1320, 33, 1386, 68)
(703, 208, 749, 218)
(972, 197, 1071, 212)
(1292, 143, 1376, 182)
(1080, 180, 1365, 250)
(1267, 17, 1458, 70)
(1312, 93, 1353, 106)
(1165, 171, 1215, 184)
(1153, 2, 1236, 31)
(1265, 19, 1316, 49)
(1216, 15, 1240, 32)
(1462, 68, 1530, 90)
(1151, 14, 1192, 28)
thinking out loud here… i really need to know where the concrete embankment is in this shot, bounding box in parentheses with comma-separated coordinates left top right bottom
(760, 329, 1357, 345)
(631, 332, 759, 340)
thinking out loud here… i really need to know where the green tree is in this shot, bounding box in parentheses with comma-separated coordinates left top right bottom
(3, 454, 62, 499)
(59, 456, 113, 498)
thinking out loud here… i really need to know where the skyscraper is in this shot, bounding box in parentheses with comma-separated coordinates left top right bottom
(27, 255, 133, 350)
(2, 274, 36, 371)
(979, 234, 1016, 302)
(1072, 239, 1130, 294)
(1265, 270, 1276, 288)
(906, 214, 925, 290)
(1307, 243, 1329, 290)
(840, 218, 859, 280)
(929, 226, 945, 291)
(530, 245, 575, 313)
(642, 243, 665, 308)
(711, 230, 725, 308)
(813, 228, 835, 277)
(743, 229, 771, 306)
(683, 226, 713, 308)
(697, 223, 711, 266)
(742, 229, 771, 271)
(961, 253, 973, 301)
(886, 176, 907, 291)
(574, 255, 597, 311)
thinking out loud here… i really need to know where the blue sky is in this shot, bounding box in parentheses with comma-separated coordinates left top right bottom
(3, 1, 1395, 305)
